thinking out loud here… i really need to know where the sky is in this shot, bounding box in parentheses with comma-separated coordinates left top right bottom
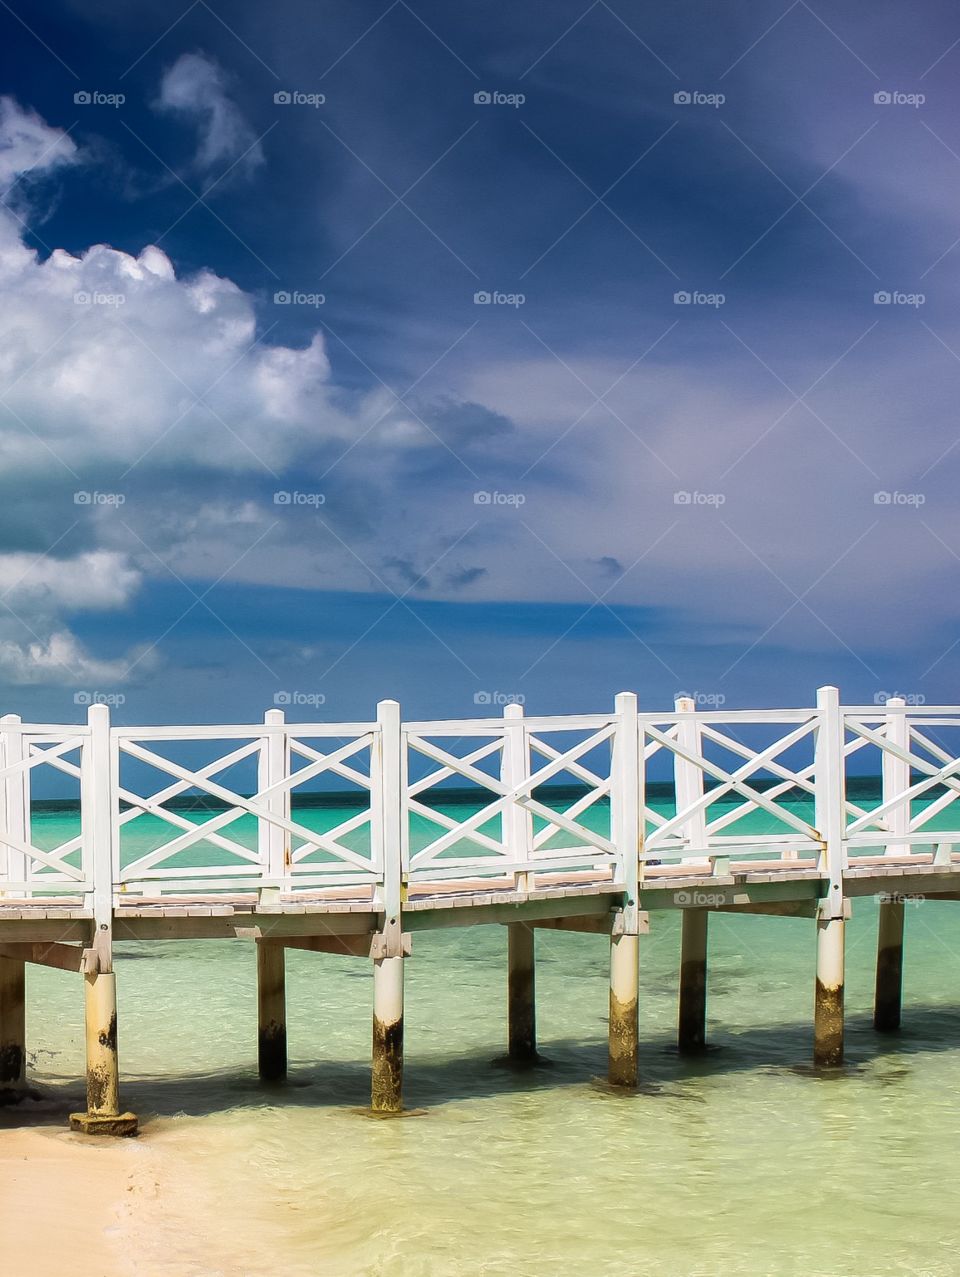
(1, 0, 960, 725)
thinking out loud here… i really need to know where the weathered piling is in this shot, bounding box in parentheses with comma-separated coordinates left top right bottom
(608, 931, 639, 1086)
(678, 909, 708, 1052)
(0, 954, 25, 1092)
(257, 941, 287, 1080)
(814, 911, 845, 1067)
(874, 896, 905, 1032)
(372, 954, 404, 1112)
(507, 923, 536, 1062)
(70, 970, 138, 1135)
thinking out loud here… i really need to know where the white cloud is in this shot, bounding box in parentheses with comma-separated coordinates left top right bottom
(156, 52, 264, 175)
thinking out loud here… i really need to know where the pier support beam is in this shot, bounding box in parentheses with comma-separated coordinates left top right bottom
(507, 923, 536, 1063)
(0, 955, 25, 1095)
(372, 954, 404, 1112)
(814, 911, 845, 1067)
(678, 909, 708, 1053)
(608, 931, 639, 1087)
(70, 971, 138, 1136)
(874, 898, 905, 1032)
(257, 941, 287, 1081)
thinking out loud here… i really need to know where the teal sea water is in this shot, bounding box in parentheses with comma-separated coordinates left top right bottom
(13, 793, 960, 1275)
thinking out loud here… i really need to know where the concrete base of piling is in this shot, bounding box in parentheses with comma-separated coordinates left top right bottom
(507, 923, 537, 1063)
(257, 941, 287, 1081)
(874, 898, 904, 1032)
(814, 913, 845, 1067)
(372, 954, 404, 1112)
(0, 955, 26, 1091)
(678, 909, 708, 1053)
(69, 1110, 139, 1136)
(608, 931, 639, 1087)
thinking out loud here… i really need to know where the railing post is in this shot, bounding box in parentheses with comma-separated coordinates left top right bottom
(258, 708, 288, 902)
(609, 692, 641, 1088)
(674, 695, 706, 861)
(814, 685, 846, 1067)
(875, 696, 908, 1031)
(0, 715, 26, 896)
(86, 704, 114, 962)
(372, 699, 404, 1113)
(502, 702, 532, 893)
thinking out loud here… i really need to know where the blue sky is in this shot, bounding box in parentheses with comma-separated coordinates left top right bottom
(1, 0, 959, 723)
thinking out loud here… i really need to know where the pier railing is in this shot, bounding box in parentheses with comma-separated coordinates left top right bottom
(3, 689, 960, 907)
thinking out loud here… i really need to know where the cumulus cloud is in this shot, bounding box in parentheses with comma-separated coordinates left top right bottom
(155, 52, 264, 176)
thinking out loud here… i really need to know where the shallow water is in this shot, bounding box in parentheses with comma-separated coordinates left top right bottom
(14, 798, 960, 1274)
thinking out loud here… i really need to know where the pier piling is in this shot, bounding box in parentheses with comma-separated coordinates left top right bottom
(874, 897, 905, 1032)
(608, 930, 639, 1087)
(257, 941, 287, 1081)
(507, 923, 536, 1063)
(0, 954, 25, 1093)
(814, 911, 845, 1067)
(372, 954, 404, 1112)
(678, 909, 708, 1052)
(70, 970, 138, 1136)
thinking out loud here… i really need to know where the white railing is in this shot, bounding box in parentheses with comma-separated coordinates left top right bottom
(2, 689, 960, 909)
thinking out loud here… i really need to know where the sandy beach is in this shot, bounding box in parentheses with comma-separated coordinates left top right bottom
(0, 1114, 250, 1277)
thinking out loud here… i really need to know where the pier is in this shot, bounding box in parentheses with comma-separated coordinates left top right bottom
(1, 687, 959, 1133)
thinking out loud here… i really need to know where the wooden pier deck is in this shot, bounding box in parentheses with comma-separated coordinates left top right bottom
(2, 688, 960, 1132)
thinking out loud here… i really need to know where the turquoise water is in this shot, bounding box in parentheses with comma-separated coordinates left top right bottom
(12, 797, 960, 1275)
